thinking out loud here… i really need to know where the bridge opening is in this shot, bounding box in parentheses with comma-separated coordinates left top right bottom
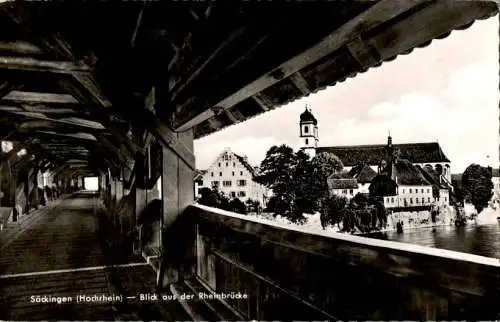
(83, 177, 98, 191)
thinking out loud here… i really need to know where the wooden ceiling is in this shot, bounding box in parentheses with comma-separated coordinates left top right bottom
(0, 0, 496, 176)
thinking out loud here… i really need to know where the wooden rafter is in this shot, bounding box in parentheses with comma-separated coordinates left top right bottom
(173, 0, 428, 131)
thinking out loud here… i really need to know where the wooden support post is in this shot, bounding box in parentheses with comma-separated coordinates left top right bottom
(158, 129, 195, 288)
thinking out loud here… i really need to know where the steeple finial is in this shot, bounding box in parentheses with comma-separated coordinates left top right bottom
(305, 103, 310, 111)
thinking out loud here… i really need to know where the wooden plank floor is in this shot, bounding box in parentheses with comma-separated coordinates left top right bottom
(0, 193, 189, 321)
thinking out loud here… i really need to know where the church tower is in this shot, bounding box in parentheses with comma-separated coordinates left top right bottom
(299, 105, 318, 158)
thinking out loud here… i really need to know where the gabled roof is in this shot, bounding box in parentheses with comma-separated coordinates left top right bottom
(327, 177, 358, 189)
(348, 164, 377, 183)
(392, 159, 431, 186)
(317, 142, 450, 167)
(415, 165, 447, 189)
(233, 153, 257, 177)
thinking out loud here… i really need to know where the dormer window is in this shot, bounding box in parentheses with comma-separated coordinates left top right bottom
(304, 126, 309, 134)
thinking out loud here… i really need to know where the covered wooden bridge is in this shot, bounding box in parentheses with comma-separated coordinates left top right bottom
(0, 0, 498, 320)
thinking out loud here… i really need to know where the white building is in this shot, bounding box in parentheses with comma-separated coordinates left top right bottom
(492, 168, 499, 191)
(194, 148, 270, 207)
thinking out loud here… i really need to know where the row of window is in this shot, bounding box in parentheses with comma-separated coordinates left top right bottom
(401, 188, 431, 194)
(341, 189, 355, 195)
(219, 162, 236, 167)
(207, 180, 247, 187)
(230, 191, 246, 198)
(211, 171, 244, 177)
(385, 197, 447, 204)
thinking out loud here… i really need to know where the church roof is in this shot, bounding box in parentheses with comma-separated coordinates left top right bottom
(348, 164, 377, 183)
(300, 109, 317, 125)
(328, 178, 358, 189)
(392, 159, 430, 186)
(317, 142, 450, 167)
(415, 165, 447, 189)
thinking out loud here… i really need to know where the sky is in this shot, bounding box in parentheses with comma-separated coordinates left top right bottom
(194, 15, 499, 175)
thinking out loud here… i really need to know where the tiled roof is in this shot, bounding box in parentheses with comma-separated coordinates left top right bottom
(317, 142, 450, 167)
(348, 164, 377, 183)
(233, 153, 257, 177)
(392, 159, 430, 186)
(415, 165, 447, 189)
(327, 178, 358, 190)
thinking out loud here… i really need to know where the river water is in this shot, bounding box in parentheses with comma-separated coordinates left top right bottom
(368, 220, 500, 259)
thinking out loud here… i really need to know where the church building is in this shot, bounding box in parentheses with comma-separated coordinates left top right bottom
(299, 107, 451, 209)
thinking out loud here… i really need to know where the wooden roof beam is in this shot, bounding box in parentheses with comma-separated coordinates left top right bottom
(0, 56, 90, 74)
(3, 91, 79, 104)
(173, 0, 427, 131)
(142, 87, 195, 170)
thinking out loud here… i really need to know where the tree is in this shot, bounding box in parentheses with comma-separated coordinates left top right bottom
(462, 164, 494, 213)
(197, 187, 231, 211)
(451, 179, 464, 205)
(320, 194, 348, 229)
(309, 152, 344, 207)
(256, 145, 301, 219)
(255, 145, 298, 198)
(229, 198, 247, 214)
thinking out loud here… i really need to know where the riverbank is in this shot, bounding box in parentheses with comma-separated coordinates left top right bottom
(245, 199, 498, 236)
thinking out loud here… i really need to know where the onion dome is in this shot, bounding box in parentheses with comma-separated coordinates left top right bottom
(300, 107, 317, 125)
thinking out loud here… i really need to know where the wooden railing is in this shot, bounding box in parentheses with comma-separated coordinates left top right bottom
(177, 204, 500, 321)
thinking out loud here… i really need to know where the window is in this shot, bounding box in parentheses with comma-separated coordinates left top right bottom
(211, 172, 214, 177)
(305, 138, 309, 145)
(422, 197, 425, 204)
(233, 162, 235, 167)
(391, 197, 394, 203)
(211, 181, 219, 187)
(385, 197, 389, 203)
(428, 197, 431, 203)
(410, 198, 413, 204)
(223, 181, 232, 187)
(226, 162, 228, 167)
(402, 189, 405, 193)
(409, 189, 412, 193)
(421, 189, 424, 193)
(342, 189, 348, 194)
(218, 162, 221, 167)
(238, 180, 247, 186)
(444, 197, 447, 202)
(219, 172, 222, 176)
(349, 189, 353, 195)
(232, 171, 235, 176)
(427, 189, 430, 193)
(231, 191, 236, 197)
(240, 171, 243, 176)
(304, 126, 309, 134)
(416, 198, 419, 204)
(196, 180, 203, 186)
(238, 191, 246, 197)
